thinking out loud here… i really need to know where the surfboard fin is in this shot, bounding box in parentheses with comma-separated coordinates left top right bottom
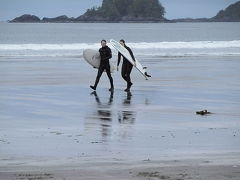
(145, 72, 151, 78)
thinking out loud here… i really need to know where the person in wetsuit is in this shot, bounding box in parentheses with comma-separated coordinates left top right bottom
(117, 39, 136, 92)
(90, 40, 114, 91)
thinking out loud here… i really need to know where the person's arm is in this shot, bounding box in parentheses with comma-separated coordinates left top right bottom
(127, 47, 135, 62)
(99, 48, 103, 60)
(127, 47, 136, 66)
(106, 48, 112, 60)
(117, 52, 121, 66)
(117, 52, 122, 71)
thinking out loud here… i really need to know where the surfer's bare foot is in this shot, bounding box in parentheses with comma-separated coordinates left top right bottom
(90, 85, 96, 91)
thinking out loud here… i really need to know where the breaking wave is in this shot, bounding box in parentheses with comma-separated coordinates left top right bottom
(0, 40, 240, 58)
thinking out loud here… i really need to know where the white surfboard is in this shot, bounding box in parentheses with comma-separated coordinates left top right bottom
(83, 49, 115, 73)
(110, 39, 151, 80)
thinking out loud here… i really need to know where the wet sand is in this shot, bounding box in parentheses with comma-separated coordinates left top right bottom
(0, 55, 240, 179)
(1, 156, 240, 180)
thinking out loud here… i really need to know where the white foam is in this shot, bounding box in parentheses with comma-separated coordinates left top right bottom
(0, 40, 240, 50)
(0, 43, 99, 50)
(0, 40, 239, 58)
(129, 40, 240, 49)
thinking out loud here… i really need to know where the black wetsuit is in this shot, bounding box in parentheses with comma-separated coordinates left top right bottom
(93, 46, 114, 89)
(117, 45, 135, 89)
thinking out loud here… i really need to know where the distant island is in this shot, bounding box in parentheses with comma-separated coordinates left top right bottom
(212, 1, 240, 22)
(171, 1, 240, 22)
(9, 0, 240, 23)
(77, 0, 165, 22)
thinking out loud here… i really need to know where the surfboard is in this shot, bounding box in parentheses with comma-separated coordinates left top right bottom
(110, 39, 151, 80)
(83, 49, 115, 73)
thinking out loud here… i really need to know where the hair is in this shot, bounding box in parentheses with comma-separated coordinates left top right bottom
(101, 39, 107, 43)
(120, 39, 125, 44)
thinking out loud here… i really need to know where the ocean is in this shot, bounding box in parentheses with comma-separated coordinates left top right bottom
(0, 22, 240, 58)
(0, 22, 240, 165)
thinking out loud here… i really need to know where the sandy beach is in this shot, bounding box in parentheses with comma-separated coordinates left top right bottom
(0, 21, 240, 180)
(1, 154, 240, 180)
(1, 53, 240, 179)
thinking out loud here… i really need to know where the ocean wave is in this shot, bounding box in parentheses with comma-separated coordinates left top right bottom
(1, 52, 239, 59)
(0, 40, 239, 58)
(0, 40, 240, 50)
(0, 43, 99, 50)
(129, 40, 240, 49)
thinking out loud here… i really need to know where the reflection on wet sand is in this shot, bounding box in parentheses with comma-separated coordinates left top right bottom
(88, 91, 136, 138)
(91, 91, 113, 121)
(91, 91, 113, 137)
(118, 92, 136, 124)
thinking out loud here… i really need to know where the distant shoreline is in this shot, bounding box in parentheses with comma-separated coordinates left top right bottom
(4, 21, 240, 23)
(8, 1, 240, 23)
(2, 20, 240, 24)
(7, 16, 240, 23)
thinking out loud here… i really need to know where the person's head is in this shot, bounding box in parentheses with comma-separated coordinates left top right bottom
(119, 39, 125, 46)
(101, 39, 107, 47)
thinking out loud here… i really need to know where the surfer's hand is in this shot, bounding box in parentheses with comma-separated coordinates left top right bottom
(117, 66, 119, 71)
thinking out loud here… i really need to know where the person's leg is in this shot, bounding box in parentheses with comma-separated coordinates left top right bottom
(125, 64, 133, 91)
(125, 64, 133, 84)
(90, 66, 104, 90)
(106, 65, 114, 91)
(121, 63, 128, 82)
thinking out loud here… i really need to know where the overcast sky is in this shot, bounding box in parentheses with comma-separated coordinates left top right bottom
(0, 0, 239, 21)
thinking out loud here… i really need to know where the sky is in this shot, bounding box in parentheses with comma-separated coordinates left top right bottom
(0, 0, 239, 21)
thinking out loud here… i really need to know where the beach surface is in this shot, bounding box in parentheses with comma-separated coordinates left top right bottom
(1, 155, 240, 180)
(1, 54, 240, 179)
